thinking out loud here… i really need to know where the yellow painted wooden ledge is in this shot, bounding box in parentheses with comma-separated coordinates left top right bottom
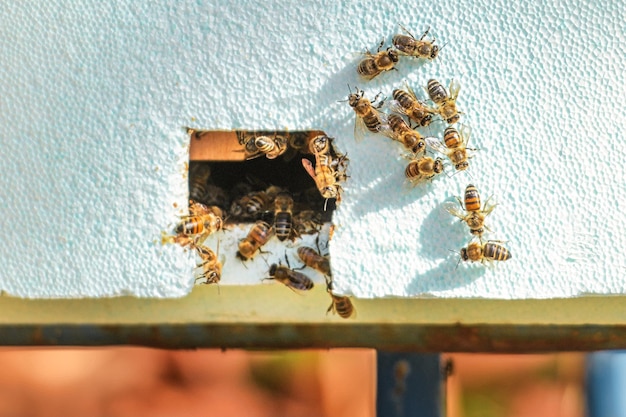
(0, 287, 625, 351)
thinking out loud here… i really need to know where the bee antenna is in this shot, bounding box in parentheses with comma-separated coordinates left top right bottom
(260, 253, 270, 268)
(399, 23, 415, 38)
(449, 250, 462, 270)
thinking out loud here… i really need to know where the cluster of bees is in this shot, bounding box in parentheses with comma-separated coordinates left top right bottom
(350, 25, 512, 265)
(164, 130, 355, 319)
(237, 131, 349, 208)
(165, 24, 513, 314)
(445, 184, 512, 265)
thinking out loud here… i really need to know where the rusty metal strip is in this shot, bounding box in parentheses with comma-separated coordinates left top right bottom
(2, 323, 626, 351)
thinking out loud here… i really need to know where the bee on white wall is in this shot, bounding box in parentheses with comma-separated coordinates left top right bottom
(392, 25, 440, 60)
(357, 39, 399, 80)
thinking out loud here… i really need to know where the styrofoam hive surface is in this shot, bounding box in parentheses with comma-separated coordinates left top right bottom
(0, 0, 624, 298)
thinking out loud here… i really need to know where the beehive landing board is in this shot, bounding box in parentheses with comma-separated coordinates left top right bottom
(1, 0, 624, 298)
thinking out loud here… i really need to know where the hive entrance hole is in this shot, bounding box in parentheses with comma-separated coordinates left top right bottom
(187, 129, 338, 223)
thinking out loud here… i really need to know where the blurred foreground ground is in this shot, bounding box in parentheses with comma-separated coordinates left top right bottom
(0, 348, 584, 417)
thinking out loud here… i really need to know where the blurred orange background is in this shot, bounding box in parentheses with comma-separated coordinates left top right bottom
(0, 348, 585, 417)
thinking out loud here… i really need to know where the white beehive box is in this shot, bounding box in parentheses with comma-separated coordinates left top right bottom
(1, 0, 624, 299)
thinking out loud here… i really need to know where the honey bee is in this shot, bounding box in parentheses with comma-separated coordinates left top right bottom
(427, 79, 461, 124)
(332, 154, 350, 183)
(357, 39, 399, 80)
(308, 134, 331, 155)
(444, 184, 496, 239)
(194, 244, 222, 285)
(243, 135, 259, 154)
(297, 246, 331, 276)
(405, 155, 444, 185)
(460, 241, 512, 264)
(325, 276, 355, 319)
(265, 263, 314, 292)
(392, 25, 440, 60)
(347, 86, 389, 142)
(385, 114, 427, 154)
(293, 210, 324, 235)
(426, 125, 474, 171)
(229, 190, 270, 220)
(237, 220, 273, 260)
(288, 132, 309, 151)
(200, 184, 229, 211)
(388, 83, 438, 127)
(248, 134, 288, 160)
(273, 192, 295, 241)
(175, 205, 224, 240)
(302, 154, 342, 208)
(188, 163, 212, 204)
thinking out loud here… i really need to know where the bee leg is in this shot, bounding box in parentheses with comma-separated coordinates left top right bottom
(283, 252, 291, 269)
(290, 228, 301, 242)
(420, 27, 431, 40)
(377, 38, 385, 52)
(326, 301, 335, 315)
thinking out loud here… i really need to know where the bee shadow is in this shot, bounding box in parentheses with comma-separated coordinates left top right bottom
(418, 200, 467, 261)
(403, 251, 487, 294)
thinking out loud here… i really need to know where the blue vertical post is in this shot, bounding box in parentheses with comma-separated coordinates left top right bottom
(586, 351, 626, 417)
(376, 352, 444, 417)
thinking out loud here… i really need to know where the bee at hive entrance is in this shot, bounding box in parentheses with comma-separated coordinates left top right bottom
(167, 129, 347, 289)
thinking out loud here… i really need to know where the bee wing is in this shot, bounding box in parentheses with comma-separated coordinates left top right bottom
(301, 158, 317, 180)
(425, 136, 448, 155)
(404, 82, 420, 101)
(482, 196, 498, 216)
(387, 99, 409, 116)
(354, 114, 368, 142)
(358, 72, 380, 81)
(245, 151, 265, 160)
(443, 201, 466, 220)
(458, 123, 472, 146)
(449, 79, 461, 100)
(373, 111, 394, 138)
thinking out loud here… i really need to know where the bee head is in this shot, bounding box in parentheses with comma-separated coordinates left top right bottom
(455, 161, 469, 171)
(430, 45, 440, 59)
(322, 187, 338, 199)
(387, 48, 399, 62)
(260, 210, 274, 224)
(236, 249, 249, 261)
(206, 271, 220, 284)
(409, 137, 426, 154)
(460, 248, 469, 262)
(268, 264, 278, 276)
(348, 92, 362, 108)
(434, 158, 445, 174)
(421, 115, 433, 126)
(447, 114, 461, 124)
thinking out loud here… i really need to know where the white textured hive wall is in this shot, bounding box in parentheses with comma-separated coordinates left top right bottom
(0, 0, 624, 298)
